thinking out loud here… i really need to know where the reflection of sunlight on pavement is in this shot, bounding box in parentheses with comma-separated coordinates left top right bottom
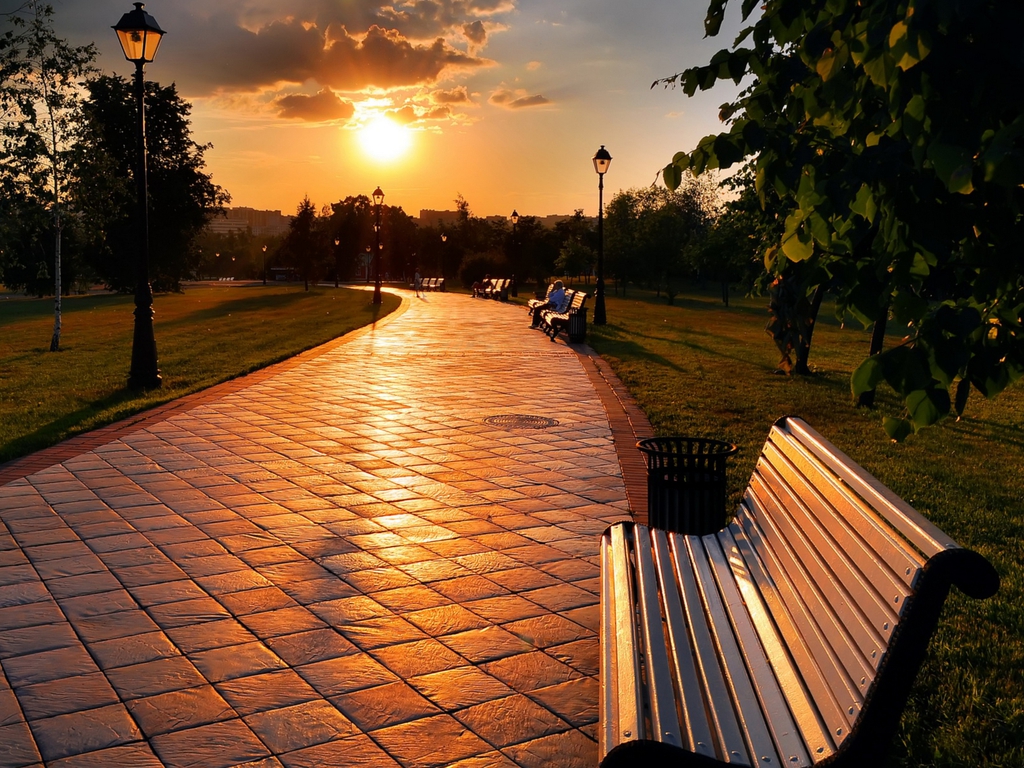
(0, 289, 632, 766)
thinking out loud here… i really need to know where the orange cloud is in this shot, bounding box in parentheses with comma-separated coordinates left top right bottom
(275, 88, 356, 122)
(432, 86, 473, 104)
(489, 88, 551, 109)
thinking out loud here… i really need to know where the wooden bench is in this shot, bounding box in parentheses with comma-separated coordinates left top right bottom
(483, 278, 511, 300)
(540, 290, 588, 341)
(600, 416, 999, 768)
(528, 285, 555, 327)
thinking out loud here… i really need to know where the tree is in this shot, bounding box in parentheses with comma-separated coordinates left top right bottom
(660, 0, 1024, 439)
(281, 197, 327, 291)
(0, 1, 95, 349)
(74, 75, 227, 292)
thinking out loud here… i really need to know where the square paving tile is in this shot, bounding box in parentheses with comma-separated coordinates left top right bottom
(404, 604, 490, 636)
(370, 714, 491, 768)
(501, 614, 592, 649)
(500, 727, 598, 768)
(150, 718, 270, 768)
(2, 645, 98, 687)
(238, 607, 328, 639)
(0, 719, 41, 765)
(189, 641, 286, 683)
(407, 666, 513, 710)
(295, 654, 397, 696)
(166, 618, 257, 653)
(370, 585, 449, 613)
(91, 631, 181, 671)
(28, 703, 141, 762)
(264, 628, 357, 667)
(330, 681, 439, 731)
(127, 685, 236, 737)
(438, 626, 533, 664)
(46, 742, 164, 767)
(277, 733, 401, 768)
(528, 677, 599, 727)
(369, 638, 467, 678)
(244, 700, 358, 753)
(0, 622, 79, 659)
(454, 693, 569, 749)
(16, 672, 120, 721)
(215, 670, 319, 717)
(105, 656, 207, 701)
(335, 616, 427, 650)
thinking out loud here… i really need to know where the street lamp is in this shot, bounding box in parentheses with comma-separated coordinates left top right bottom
(440, 233, 446, 278)
(372, 186, 384, 304)
(592, 145, 612, 325)
(365, 246, 371, 283)
(114, 2, 165, 389)
(262, 244, 267, 285)
(334, 238, 340, 288)
(510, 210, 519, 297)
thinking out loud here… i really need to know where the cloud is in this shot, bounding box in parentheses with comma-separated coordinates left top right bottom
(526, 61, 543, 71)
(275, 88, 356, 122)
(463, 20, 487, 46)
(489, 88, 551, 109)
(432, 86, 473, 104)
(384, 104, 454, 124)
(162, 14, 492, 97)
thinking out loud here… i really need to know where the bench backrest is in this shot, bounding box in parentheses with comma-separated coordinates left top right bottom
(734, 416, 998, 759)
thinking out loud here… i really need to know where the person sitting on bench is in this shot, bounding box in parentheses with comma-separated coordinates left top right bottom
(531, 280, 567, 327)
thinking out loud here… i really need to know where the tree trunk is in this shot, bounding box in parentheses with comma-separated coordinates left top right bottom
(858, 302, 890, 407)
(792, 283, 825, 375)
(50, 226, 61, 351)
(722, 280, 729, 307)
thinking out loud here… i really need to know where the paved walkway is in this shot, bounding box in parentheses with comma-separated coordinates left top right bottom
(0, 290, 650, 768)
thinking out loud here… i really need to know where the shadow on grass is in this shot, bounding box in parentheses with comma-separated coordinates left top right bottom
(0, 386, 153, 464)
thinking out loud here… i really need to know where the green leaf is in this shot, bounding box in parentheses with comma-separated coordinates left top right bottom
(663, 163, 682, 191)
(852, 355, 885, 396)
(927, 141, 975, 194)
(781, 215, 814, 261)
(883, 417, 914, 442)
(906, 387, 950, 428)
(850, 184, 877, 222)
(705, 0, 726, 36)
(862, 51, 894, 87)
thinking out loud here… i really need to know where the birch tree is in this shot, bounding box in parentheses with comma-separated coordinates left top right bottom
(0, 1, 95, 350)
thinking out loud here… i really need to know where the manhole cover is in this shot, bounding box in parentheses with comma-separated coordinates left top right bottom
(484, 414, 559, 429)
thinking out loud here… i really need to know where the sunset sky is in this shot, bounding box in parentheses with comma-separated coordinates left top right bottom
(47, 0, 745, 218)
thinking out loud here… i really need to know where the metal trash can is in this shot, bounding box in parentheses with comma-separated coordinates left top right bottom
(568, 307, 588, 343)
(636, 437, 738, 535)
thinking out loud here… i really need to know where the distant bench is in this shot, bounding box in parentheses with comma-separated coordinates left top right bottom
(417, 277, 445, 291)
(474, 278, 511, 300)
(600, 416, 999, 768)
(539, 290, 588, 342)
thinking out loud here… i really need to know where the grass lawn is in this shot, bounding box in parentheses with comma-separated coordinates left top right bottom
(588, 286, 1023, 768)
(0, 283, 400, 464)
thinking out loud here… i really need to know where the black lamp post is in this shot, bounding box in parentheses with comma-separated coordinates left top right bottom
(114, 2, 165, 389)
(372, 186, 384, 305)
(510, 209, 519, 297)
(365, 246, 371, 283)
(440, 233, 446, 278)
(262, 244, 267, 285)
(334, 238, 340, 288)
(592, 145, 612, 325)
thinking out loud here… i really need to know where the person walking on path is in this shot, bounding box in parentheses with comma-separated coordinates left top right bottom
(414, 267, 423, 297)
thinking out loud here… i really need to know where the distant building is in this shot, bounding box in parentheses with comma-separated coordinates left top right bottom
(418, 209, 462, 228)
(206, 207, 293, 237)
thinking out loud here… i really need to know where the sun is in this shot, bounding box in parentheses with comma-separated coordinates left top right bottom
(358, 116, 412, 163)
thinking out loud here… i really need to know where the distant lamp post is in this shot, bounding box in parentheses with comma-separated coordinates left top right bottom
(365, 246, 371, 283)
(509, 210, 519, 297)
(334, 237, 340, 288)
(440, 233, 446, 278)
(114, 2, 165, 389)
(592, 145, 612, 325)
(262, 244, 267, 285)
(372, 186, 384, 304)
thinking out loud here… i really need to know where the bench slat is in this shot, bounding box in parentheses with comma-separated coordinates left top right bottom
(686, 535, 778, 765)
(608, 525, 644, 743)
(768, 430, 924, 590)
(757, 451, 905, 647)
(728, 514, 853, 741)
(634, 526, 684, 747)
(651, 529, 718, 758)
(782, 419, 959, 559)
(600, 533, 617, 757)
(748, 473, 880, 687)
(669, 533, 751, 762)
(718, 526, 833, 763)
(736, 496, 868, 723)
